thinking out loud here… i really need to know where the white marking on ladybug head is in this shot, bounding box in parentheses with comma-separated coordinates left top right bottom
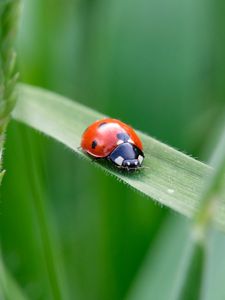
(114, 156, 124, 166)
(134, 161, 138, 165)
(138, 155, 144, 164)
(127, 161, 130, 166)
(128, 139, 134, 144)
(117, 140, 124, 145)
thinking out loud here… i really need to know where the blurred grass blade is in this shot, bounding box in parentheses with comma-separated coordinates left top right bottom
(201, 229, 225, 300)
(13, 84, 225, 228)
(0, 251, 27, 300)
(0, 0, 20, 180)
(169, 239, 205, 300)
(195, 128, 225, 233)
(19, 127, 69, 300)
(164, 122, 225, 300)
(126, 215, 190, 300)
(200, 129, 225, 300)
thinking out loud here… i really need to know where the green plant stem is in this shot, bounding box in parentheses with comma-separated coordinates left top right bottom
(0, 0, 20, 175)
(169, 240, 205, 300)
(170, 125, 225, 300)
(194, 129, 225, 240)
(0, 2, 28, 298)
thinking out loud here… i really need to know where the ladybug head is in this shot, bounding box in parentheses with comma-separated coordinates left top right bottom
(108, 142, 144, 170)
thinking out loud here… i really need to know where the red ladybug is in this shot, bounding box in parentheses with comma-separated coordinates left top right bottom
(81, 118, 144, 170)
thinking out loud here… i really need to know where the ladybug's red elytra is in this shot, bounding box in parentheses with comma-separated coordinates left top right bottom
(81, 118, 144, 170)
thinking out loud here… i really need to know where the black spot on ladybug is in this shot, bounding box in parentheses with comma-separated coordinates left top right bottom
(98, 122, 107, 128)
(117, 133, 130, 142)
(92, 140, 97, 149)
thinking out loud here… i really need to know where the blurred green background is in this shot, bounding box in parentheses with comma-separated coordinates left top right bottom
(1, 0, 225, 299)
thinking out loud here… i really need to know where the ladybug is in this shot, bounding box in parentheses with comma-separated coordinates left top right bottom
(81, 118, 144, 170)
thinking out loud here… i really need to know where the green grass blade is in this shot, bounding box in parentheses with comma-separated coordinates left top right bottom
(201, 229, 225, 300)
(13, 84, 225, 228)
(18, 127, 70, 300)
(0, 251, 28, 300)
(126, 215, 190, 300)
(169, 238, 205, 300)
(0, 0, 20, 181)
(194, 128, 225, 234)
(162, 121, 225, 300)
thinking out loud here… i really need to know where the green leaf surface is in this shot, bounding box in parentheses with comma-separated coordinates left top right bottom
(13, 84, 225, 227)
